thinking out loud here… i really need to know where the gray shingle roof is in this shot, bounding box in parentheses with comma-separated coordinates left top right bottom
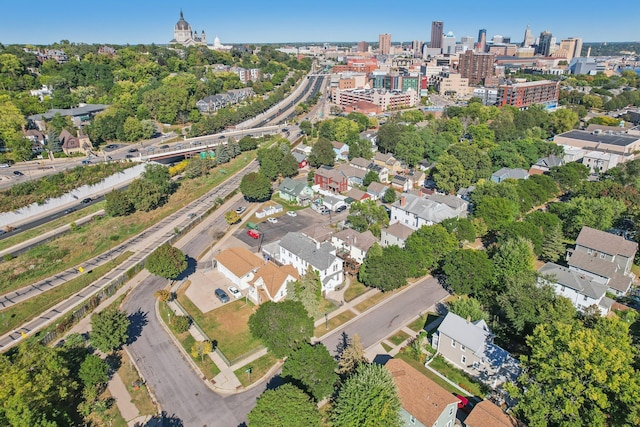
(279, 232, 337, 271)
(393, 193, 466, 224)
(575, 226, 638, 258)
(438, 312, 491, 356)
(538, 262, 608, 299)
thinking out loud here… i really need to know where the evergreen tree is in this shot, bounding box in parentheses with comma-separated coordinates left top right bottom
(216, 145, 230, 164)
(539, 223, 565, 262)
(337, 333, 367, 379)
(47, 129, 62, 153)
(227, 137, 241, 158)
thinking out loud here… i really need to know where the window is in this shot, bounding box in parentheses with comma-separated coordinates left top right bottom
(409, 415, 416, 424)
(449, 406, 454, 416)
(473, 361, 480, 369)
(460, 345, 466, 352)
(600, 253, 605, 259)
(561, 285, 566, 292)
(461, 355, 467, 364)
(451, 339, 456, 348)
(584, 295, 588, 301)
(587, 249, 593, 255)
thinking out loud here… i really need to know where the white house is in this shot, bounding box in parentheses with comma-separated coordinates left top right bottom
(538, 262, 613, 315)
(267, 232, 344, 293)
(332, 141, 349, 161)
(215, 247, 263, 289)
(381, 222, 414, 248)
(390, 193, 468, 231)
(331, 229, 377, 264)
(248, 262, 298, 304)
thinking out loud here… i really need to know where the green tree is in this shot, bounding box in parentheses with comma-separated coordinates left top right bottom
(299, 120, 312, 135)
(0, 342, 78, 427)
(550, 108, 579, 134)
(404, 224, 458, 276)
(146, 244, 187, 279)
(507, 317, 640, 427)
(122, 116, 143, 142)
(441, 217, 476, 243)
(549, 196, 626, 238)
(282, 343, 338, 401)
(549, 162, 589, 192)
(382, 187, 396, 204)
(47, 130, 62, 153)
(359, 244, 411, 291)
(337, 333, 367, 379)
(247, 384, 321, 427)
(287, 268, 321, 319)
(308, 138, 335, 167)
(442, 249, 494, 296)
(227, 137, 241, 158)
(79, 354, 109, 388)
(216, 145, 230, 164)
(331, 363, 402, 427)
(190, 340, 213, 362)
(154, 289, 172, 302)
(105, 189, 134, 217)
(492, 237, 536, 289)
(539, 223, 565, 262)
(240, 172, 272, 202)
(362, 170, 380, 187)
(448, 296, 489, 322)
(90, 308, 130, 353)
(239, 136, 258, 151)
(224, 210, 241, 225)
(432, 153, 472, 194)
(473, 196, 520, 231)
(347, 199, 389, 237)
(248, 300, 314, 358)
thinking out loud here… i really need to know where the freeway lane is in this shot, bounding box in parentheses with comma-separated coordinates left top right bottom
(320, 276, 448, 356)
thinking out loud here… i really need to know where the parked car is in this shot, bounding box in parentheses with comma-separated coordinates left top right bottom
(125, 154, 134, 158)
(286, 211, 297, 217)
(247, 229, 260, 239)
(228, 286, 241, 299)
(81, 160, 91, 165)
(128, 148, 138, 153)
(64, 207, 76, 214)
(218, 135, 225, 139)
(0, 163, 10, 168)
(335, 205, 347, 213)
(160, 144, 169, 149)
(81, 198, 92, 204)
(214, 288, 230, 303)
(320, 208, 331, 215)
(13, 170, 23, 176)
(235, 206, 247, 214)
(267, 217, 278, 224)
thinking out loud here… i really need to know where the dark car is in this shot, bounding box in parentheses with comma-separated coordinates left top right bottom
(81, 198, 92, 204)
(219, 135, 225, 139)
(13, 170, 24, 176)
(215, 288, 230, 303)
(64, 207, 76, 214)
(125, 154, 134, 158)
(128, 148, 138, 153)
(336, 205, 347, 213)
(160, 144, 169, 149)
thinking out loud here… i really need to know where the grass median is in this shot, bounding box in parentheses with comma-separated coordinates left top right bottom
(233, 352, 279, 388)
(0, 251, 132, 336)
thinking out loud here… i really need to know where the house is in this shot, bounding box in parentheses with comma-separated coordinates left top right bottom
(337, 164, 367, 186)
(391, 175, 411, 192)
(314, 166, 348, 193)
(381, 222, 414, 248)
(278, 178, 313, 205)
(195, 87, 254, 113)
(27, 104, 108, 131)
(350, 157, 371, 171)
(432, 312, 520, 389)
(294, 144, 313, 156)
(538, 262, 613, 315)
(490, 167, 529, 183)
(24, 130, 46, 153)
(215, 247, 263, 289)
(390, 193, 468, 231)
(345, 188, 370, 202)
(464, 400, 523, 427)
(374, 152, 403, 173)
(368, 162, 389, 182)
(385, 358, 459, 427)
(418, 159, 434, 172)
(567, 226, 638, 296)
(407, 169, 426, 188)
(255, 202, 283, 219)
(248, 262, 298, 304)
(292, 151, 309, 168)
(265, 232, 343, 293)
(321, 195, 348, 212)
(582, 150, 621, 173)
(331, 229, 377, 264)
(529, 154, 564, 173)
(332, 141, 349, 161)
(457, 185, 476, 202)
(59, 129, 93, 156)
(366, 182, 388, 200)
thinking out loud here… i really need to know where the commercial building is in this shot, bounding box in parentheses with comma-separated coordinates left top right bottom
(458, 50, 495, 85)
(431, 21, 444, 49)
(379, 33, 391, 55)
(559, 37, 583, 62)
(332, 88, 418, 112)
(496, 80, 559, 109)
(477, 28, 487, 52)
(431, 71, 471, 97)
(536, 30, 553, 56)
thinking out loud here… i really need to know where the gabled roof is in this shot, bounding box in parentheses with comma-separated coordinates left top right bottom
(350, 157, 371, 169)
(337, 164, 367, 179)
(384, 222, 414, 240)
(332, 140, 348, 150)
(333, 229, 377, 252)
(215, 247, 263, 278)
(345, 188, 369, 200)
(375, 152, 396, 164)
(438, 311, 491, 356)
(538, 262, 607, 300)
(575, 226, 638, 258)
(424, 193, 468, 210)
(491, 167, 529, 180)
(278, 177, 310, 197)
(385, 359, 459, 426)
(567, 251, 633, 292)
(251, 262, 298, 298)
(280, 232, 337, 270)
(464, 400, 522, 427)
(393, 193, 465, 224)
(292, 151, 307, 163)
(367, 181, 387, 195)
(315, 166, 346, 181)
(534, 154, 563, 169)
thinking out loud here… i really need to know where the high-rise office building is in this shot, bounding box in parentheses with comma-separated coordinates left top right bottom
(522, 25, 534, 47)
(536, 30, 553, 56)
(431, 21, 444, 49)
(477, 29, 487, 52)
(357, 41, 369, 53)
(560, 37, 583, 61)
(413, 40, 424, 58)
(379, 33, 391, 55)
(442, 31, 457, 55)
(459, 50, 495, 85)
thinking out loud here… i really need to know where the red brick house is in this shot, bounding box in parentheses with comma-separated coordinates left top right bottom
(314, 166, 348, 193)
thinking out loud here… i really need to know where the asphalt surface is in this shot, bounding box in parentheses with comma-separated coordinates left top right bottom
(321, 276, 449, 356)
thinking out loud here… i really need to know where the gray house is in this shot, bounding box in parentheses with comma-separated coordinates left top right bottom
(433, 312, 520, 389)
(278, 177, 313, 205)
(490, 167, 529, 183)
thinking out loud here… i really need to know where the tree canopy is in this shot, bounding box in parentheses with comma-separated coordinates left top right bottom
(146, 244, 187, 279)
(248, 383, 322, 427)
(282, 343, 338, 401)
(89, 308, 130, 353)
(240, 172, 273, 202)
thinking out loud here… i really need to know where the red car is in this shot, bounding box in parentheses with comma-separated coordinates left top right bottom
(247, 229, 260, 239)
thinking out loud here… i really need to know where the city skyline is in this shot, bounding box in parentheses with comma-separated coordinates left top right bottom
(0, 0, 638, 46)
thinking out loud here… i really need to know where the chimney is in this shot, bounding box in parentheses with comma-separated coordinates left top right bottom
(316, 241, 320, 250)
(400, 196, 406, 207)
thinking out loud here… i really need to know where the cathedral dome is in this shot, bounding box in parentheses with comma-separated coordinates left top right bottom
(174, 10, 191, 31)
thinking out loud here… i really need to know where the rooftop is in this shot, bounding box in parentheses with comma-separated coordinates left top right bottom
(575, 226, 638, 258)
(215, 247, 263, 278)
(557, 130, 640, 148)
(538, 262, 608, 299)
(280, 232, 337, 270)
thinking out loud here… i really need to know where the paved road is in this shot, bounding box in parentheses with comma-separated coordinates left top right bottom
(321, 276, 448, 355)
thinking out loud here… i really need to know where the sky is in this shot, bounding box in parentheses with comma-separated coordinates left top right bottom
(1, 0, 638, 46)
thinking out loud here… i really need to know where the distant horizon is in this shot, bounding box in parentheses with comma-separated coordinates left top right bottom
(1, 1, 638, 46)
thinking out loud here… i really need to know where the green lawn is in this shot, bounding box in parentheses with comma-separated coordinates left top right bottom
(176, 285, 263, 362)
(387, 330, 411, 346)
(118, 350, 157, 416)
(354, 288, 400, 313)
(159, 302, 221, 379)
(396, 351, 474, 396)
(344, 279, 370, 302)
(381, 342, 393, 352)
(0, 251, 132, 336)
(314, 310, 357, 338)
(233, 352, 279, 388)
(428, 355, 489, 397)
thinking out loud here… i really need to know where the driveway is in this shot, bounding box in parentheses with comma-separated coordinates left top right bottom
(321, 276, 448, 356)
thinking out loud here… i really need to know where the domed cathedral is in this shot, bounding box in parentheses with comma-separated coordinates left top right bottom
(170, 10, 207, 47)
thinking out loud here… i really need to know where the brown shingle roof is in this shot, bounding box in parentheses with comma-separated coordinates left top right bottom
(385, 359, 459, 426)
(215, 247, 263, 278)
(251, 262, 298, 299)
(385, 222, 414, 240)
(575, 227, 637, 258)
(464, 400, 522, 427)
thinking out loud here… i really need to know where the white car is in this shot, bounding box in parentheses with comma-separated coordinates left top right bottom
(235, 206, 247, 214)
(228, 286, 241, 299)
(286, 211, 297, 217)
(267, 217, 278, 224)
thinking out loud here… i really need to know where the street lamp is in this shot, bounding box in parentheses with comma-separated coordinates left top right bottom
(325, 312, 329, 330)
